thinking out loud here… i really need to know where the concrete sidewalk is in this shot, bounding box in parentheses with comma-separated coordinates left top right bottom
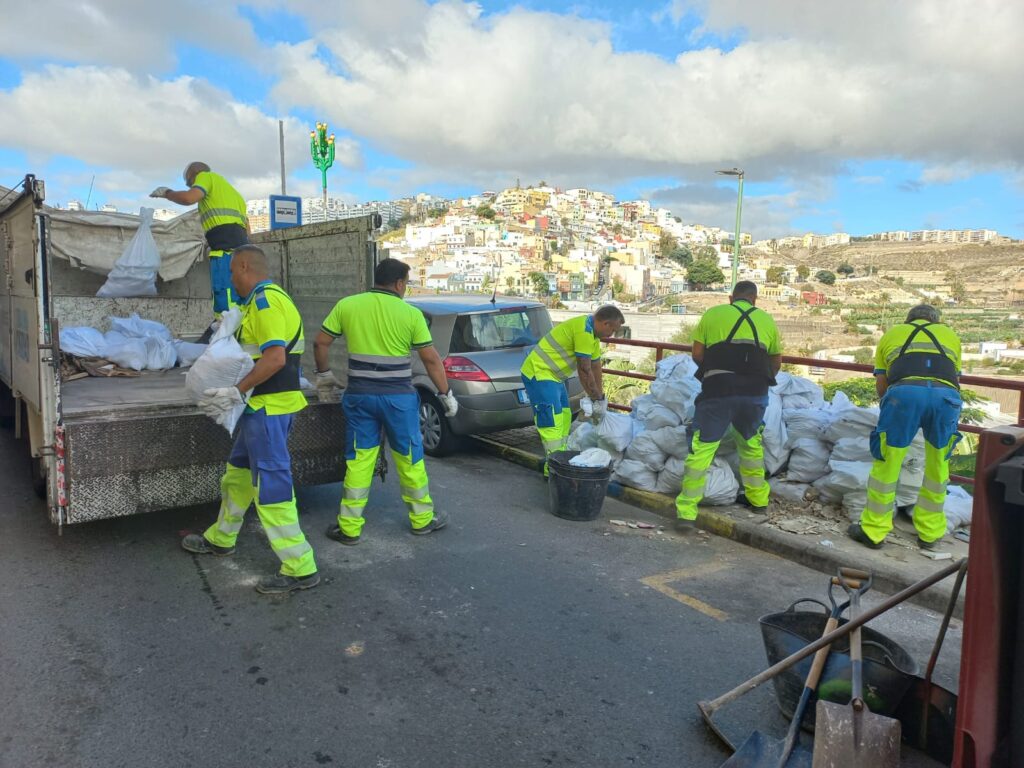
(474, 427, 967, 616)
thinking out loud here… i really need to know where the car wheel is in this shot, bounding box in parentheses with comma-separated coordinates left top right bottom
(419, 391, 458, 457)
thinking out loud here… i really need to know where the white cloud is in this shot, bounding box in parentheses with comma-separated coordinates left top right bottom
(0, 1, 260, 72)
(919, 163, 976, 185)
(0, 65, 362, 208)
(269, 0, 1024, 188)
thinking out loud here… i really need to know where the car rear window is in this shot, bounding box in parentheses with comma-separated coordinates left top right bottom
(448, 308, 552, 353)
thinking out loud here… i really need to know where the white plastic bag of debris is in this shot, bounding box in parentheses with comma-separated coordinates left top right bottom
(650, 354, 701, 422)
(773, 372, 825, 410)
(783, 408, 832, 443)
(569, 448, 612, 468)
(60, 326, 107, 358)
(108, 313, 173, 341)
(174, 340, 207, 367)
(613, 459, 659, 491)
(656, 353, 699, 381)
(624, 431, 667, 472)
(567, 422, 600, 452)
(762, 391, 790, 475)
(704, 457, 740, 505)
(102, 331, 149, 370)
(648, 424, 689, 459)
(825, 404, 879, 443)
(632, 394, 681, 430)
(597, 411, 636, 453)
(944, 485, 973, 531)
(655, 456, 685, 494)
(787, 437, 832, 483)
(96, 208, 161, 297)
(185, 308, 253, 433)
(830, 436, 874, 463)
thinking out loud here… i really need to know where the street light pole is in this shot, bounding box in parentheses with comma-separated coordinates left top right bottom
(716, 168, 745, 289)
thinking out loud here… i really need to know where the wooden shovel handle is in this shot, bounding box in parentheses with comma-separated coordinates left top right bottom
(805, 616, 839, 690)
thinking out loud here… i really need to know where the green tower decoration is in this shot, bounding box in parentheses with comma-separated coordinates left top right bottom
(310, 122, 336, 217)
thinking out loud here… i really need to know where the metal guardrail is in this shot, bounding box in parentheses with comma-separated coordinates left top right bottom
(601, 337, 1024, 486)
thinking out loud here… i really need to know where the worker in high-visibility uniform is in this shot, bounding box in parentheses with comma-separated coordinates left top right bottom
(313, 258, 458, 543)
(150, 162, 249, 326)
(520, 305, 625, 474)
(677, 281, 782, 531)
(181, 245, 319, 594)
(849, 304, 962, 550)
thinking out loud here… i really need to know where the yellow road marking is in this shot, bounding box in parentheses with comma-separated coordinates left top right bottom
(640, 561, 729, 622)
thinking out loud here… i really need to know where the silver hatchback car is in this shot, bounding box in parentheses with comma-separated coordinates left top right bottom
(406, 295, 584, 456)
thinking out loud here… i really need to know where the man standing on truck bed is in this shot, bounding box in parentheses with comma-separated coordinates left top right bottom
(182, 244, 319, 595)
(520, 305, 625, 475)
(150, 162, 249, 330)
(848, 304, 962, 550)
(313, 258, 458, 544)
(677, 281, 782, 531)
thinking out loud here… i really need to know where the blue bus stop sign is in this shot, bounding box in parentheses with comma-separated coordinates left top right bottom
(269, 195, 302, 229)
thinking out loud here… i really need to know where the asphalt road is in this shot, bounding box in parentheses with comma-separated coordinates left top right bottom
(0, 431, 957, 768)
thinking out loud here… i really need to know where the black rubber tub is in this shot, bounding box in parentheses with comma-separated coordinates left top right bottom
(760, 598, 920, 729)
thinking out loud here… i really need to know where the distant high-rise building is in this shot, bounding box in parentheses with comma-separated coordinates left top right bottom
(67, 200, 84, 211)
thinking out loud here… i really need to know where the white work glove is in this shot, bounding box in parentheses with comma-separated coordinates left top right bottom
(200, 386, 245, 417)
(580, 397, 594, 418)
(592, 397, 608, 422)
(438, 390, 459, 418)
(315, 369, 341, 402)
(149, 186, 172, 198)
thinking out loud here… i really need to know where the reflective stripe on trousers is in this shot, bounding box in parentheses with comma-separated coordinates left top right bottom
(859, 433, 952, 545)
(339, 445, 434, 536)
(203, 463, 317, 577)
(675, 427, 768, 520)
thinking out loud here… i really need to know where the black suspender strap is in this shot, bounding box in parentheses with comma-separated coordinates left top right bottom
(724, 304, 761, 348)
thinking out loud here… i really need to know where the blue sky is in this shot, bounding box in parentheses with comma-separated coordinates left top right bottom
(0, 0, 1021, 239)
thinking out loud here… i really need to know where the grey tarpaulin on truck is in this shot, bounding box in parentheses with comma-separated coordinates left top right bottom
(46, 208, 207, 282)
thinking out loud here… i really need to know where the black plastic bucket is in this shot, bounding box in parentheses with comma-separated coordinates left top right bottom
(760, 599, 920, 730)
(547, 450, 612, 521)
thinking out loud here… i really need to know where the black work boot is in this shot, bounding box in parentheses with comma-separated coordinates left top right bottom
(411, 509, 449, 536)
(181, 533, 235, 556)
(675, 517, 696, 533)
(736, 493, 769, 514)
(917, 536, 939, 550)
(256, 572, 320, 594)
(326, 525, 361, 546)
(847, 523, 884, 550)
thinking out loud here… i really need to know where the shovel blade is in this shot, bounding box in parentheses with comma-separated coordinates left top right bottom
(812, 700, 901, 768)
(721, 732, 813, 768)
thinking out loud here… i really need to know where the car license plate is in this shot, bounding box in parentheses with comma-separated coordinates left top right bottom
(516, 389, 530, 405)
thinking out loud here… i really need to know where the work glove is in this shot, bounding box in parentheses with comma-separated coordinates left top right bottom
(200, 386, 245, 416)
(315, 369, 341, 402)
(592, 397, 608, 423)
(149, 186, 172, 198)
(438, 390, 459, 418)
(580, 397, 594, 418)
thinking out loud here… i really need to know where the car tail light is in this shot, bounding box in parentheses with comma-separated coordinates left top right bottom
(444, 356, 491, 382)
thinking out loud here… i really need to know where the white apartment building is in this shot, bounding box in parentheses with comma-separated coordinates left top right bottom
(802, 232, 851, 248)
(876, 229, 1000, 243)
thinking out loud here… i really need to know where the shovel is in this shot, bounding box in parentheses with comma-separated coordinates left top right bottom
(894, 557, 967, 765)
(722, 582, 851, 768)
(812, 568, 901, 768)
(699, 559, 963, 753)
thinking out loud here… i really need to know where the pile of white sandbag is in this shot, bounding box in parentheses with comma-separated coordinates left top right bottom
(566, 352, 971, 528)
(60, 313, 206, 371)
